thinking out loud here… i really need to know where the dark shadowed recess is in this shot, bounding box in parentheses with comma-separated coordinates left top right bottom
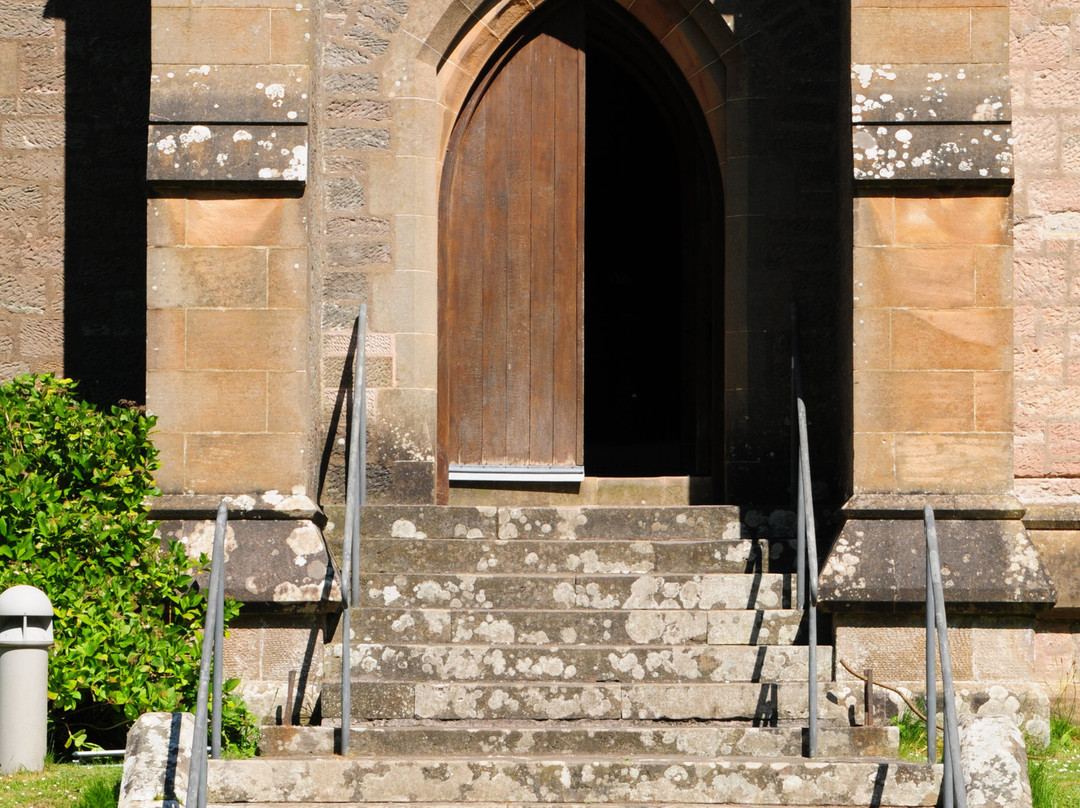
(46, 0, 149, 407)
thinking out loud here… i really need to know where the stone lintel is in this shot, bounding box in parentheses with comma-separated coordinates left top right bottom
(852, 63, 1009, 123)
(147, 123, 307, 183)
(150, 64, 311, 124)
(819, 516, 1056, 612)
(843, 493, 1025, 521)
(161, 518, 341, 611)
(853, 122, 1012, 182)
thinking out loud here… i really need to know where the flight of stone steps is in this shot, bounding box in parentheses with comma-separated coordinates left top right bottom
(206, 505, 941, 807)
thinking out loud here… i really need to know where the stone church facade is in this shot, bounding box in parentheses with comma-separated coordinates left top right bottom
(3, 0, 1080, 720)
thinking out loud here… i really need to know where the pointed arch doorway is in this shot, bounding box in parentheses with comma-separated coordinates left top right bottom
(438, 0, 723, 494)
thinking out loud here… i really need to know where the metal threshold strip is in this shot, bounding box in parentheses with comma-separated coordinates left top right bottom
(448, 464, 586, 482)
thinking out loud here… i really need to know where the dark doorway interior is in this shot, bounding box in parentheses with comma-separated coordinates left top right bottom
(582, 12, 714, 478)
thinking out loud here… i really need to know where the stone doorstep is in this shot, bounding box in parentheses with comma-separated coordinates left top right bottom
(259, 723, 900, 759)
(356, 573, 792, 612)
(204, 756, 941, 806)
(325, 643, 832, 684)
(354, 505, 744, 541)
(355, 538, 791, 575)
(319, 681, 864, 722)
(341, 608, 806, 646)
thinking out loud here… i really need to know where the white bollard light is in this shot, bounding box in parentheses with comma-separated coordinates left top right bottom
(0, 585, 54, 774)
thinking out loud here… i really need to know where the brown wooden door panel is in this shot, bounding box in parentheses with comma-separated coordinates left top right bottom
(440, 14, 584, 471)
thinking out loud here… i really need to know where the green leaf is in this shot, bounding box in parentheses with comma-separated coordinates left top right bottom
(0, 373, 257, 755)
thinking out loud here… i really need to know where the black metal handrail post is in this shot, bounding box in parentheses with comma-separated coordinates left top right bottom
(186, 500, 228, 808)
(340, 304, 367, 755)
(924, 506, 966, 808)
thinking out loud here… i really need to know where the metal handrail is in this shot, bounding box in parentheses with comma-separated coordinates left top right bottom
(339, 304, 367, 755)
(186, 500, 228, 808)
(791, 307, 818, 757)
(924, 506, 966, 808)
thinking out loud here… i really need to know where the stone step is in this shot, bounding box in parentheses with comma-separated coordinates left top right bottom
(320, 681, 863, 722)
(260, 722, 899, 759)
(354, 505, 743, 541)
(330, 643, 832, 683)
(359, 573, 791, 611)
(213, 803, 929, 808)
(206, 757, 938, 806)
(355, 538, 792, 575)
(346, 608, 805, 646)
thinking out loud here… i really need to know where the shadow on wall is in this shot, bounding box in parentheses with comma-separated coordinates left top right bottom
(45, 0, 149, 407)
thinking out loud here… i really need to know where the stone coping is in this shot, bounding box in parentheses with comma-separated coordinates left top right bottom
(842, 494, 1025, 520)
(147, 493, 323, 522)
(820, 517, 1056, 610)
(1022, 504, 1080, 530)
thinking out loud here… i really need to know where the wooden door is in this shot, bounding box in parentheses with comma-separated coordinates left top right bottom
(439, 12, 585, 478)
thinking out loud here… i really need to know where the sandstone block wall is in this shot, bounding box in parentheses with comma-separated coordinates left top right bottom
(853, 192, 1013, 492)
(850, 0, 1014, 495)
(1011, 0, 1080, 503)
(147, 0, 313, 496)
(146, 195, 312, 493)
(0, 1, 63, 382)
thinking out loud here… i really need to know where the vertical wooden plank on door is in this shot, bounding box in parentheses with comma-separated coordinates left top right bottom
(442, 11, 588, 476)
(552, 11, 584, 466)
(447, 99, 487, 465)
(504, 37, 534, 464)
(481, 70, 509, 463)
(529, 31, 557, 465)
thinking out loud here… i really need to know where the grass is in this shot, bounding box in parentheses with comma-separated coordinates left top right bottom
(893, 706, 931, 762)
(0, 762, 121, 808)
(1029, 712, 1080, 808)
(894, 701, 1080, 808)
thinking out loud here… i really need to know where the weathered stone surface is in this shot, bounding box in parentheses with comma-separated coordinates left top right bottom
(819, 518, 1056, 609)
(344, 607, 802, 647)
(206, 756, 939, 806)
(151, 65, 310, 123)
(853, 123, 1012, 181)
(354, 505, 743, 541)
(118, 712, 191, 808)
(321, 681, 860, 723)
(356, 538, 784, 575)
(357, 505, 499, 538)
(852, 63, 1009, 123)
(959, 714, 1032, 808)
(150, 493, 322, 521)
(337, 643, 829, 683)
(259, 724, 899, 760)
(1028, 528, 1080, 614)
(498, 506, 743, 540)
(358, 573, 789, 611)
(147, 123, 307, 182)
(160, 518, 340, 609)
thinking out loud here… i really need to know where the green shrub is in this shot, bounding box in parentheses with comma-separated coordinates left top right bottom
(0, 374, 257, 755)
